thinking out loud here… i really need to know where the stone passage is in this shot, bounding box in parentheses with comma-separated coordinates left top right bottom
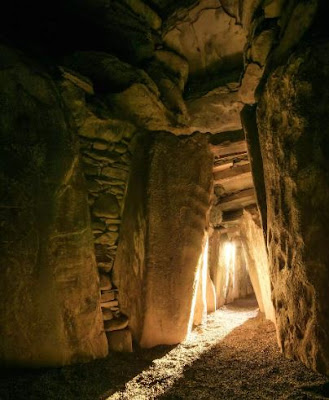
(78, 110, 135, 351)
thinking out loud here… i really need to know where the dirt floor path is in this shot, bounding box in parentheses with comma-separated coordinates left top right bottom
(1, 297, 329, 400)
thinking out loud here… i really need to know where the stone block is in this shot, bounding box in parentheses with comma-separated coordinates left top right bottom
(104, 315, 129, 332)
(101, 300, 119, 309)
(101, 291, 116, 302)
(92, 193, 120, 218)
(99, 273, 112, 291)
(107, 329, 133, 352)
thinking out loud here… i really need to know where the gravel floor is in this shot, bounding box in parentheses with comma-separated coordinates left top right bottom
(1, 296, 329, 400)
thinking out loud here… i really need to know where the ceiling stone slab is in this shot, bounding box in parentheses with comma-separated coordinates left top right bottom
(163, 0, 247, 78)
(218, 188, 256, 211)
(187, 85, 243, 133)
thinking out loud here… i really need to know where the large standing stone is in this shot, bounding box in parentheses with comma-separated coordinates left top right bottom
(240, 210, 275, 322)
(0, 46, 108, 366)
(208, 230, 227, 308)
(257, 40, 329, 374)
(113, 132, 213, 347)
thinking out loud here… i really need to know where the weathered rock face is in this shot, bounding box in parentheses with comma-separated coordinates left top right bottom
(114, 133, 213, 347)
(257, 40, 329, 374)
(65, 51, 190, 134)
(60, 66, 135, 351)
(187, 83, 243, 134)
(163, 0, 246, 78)
(0, 46, 108, 366)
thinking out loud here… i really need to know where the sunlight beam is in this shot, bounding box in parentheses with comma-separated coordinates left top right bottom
(107, 305, 258, 400)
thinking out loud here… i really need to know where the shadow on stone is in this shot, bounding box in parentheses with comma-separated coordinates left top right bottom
(157, 316, 329, 400)
(0, 345, 176, 400)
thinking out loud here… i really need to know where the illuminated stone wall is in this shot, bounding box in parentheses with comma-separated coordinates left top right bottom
(114, 133, 213, 347)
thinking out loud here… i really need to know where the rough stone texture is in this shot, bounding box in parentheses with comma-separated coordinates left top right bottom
(61, 65, 135, 343)
(206, 271, 217, 313)
(146, 59, 189, 124)
(112, 133, 152, 344)
(240, 0, 263, 31)
(240, 210, 275, 322)
(187, 84, 243, 133)
(154, 50, 189, 91)
(208, 230, 227, 308)
(249, 29, 277, 67)
(66, 51, 189, 134)
(163, 0, 246, 78)
(93, 194, 120, 219)
(114, 133, 213, 347)
(239, 63, 263, 105)
(268, 0, 318, 66)
(257, 40, 329, 374)
(122, 0, 162, 30)
(107, 329, 133, 353)
(108, 83, 180, 133)
(241, 105, 267, 235)
(65, 51, 158, 95)
(192, 254, 207, 327)
(0, 45, 108, 366)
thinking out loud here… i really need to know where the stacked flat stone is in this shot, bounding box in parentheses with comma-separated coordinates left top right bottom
(78, 131, 133, 352)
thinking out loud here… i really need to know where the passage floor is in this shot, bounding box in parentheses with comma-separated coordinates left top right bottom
(1, 297, 329, 400)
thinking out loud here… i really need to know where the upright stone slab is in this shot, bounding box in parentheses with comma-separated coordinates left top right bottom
(240, 210, 275, 322)
(257, 40, 329, 374)
(114, 133, 213, 347)
(0, 46, 108, 366)
(208, 230, 227, 308)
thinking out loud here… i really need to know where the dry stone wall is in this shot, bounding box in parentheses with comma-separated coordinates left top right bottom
(79, 131, 133, 349)
(59, 65, 136, 351)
